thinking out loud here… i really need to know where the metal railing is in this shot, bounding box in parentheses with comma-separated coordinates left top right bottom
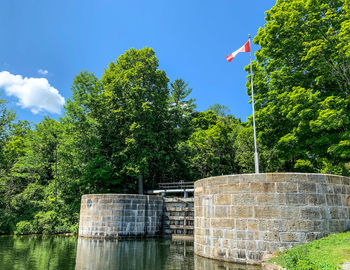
(148, 181, 194, 197)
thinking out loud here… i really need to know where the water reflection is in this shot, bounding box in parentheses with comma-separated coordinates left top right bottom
(194, 255, 261, 270)
(75, 237, 261, 270)
(75, 238, 194, 270)
(75, 238, 171, 270)
(0, 236, 261, 270)
(0, 235, 77, 270)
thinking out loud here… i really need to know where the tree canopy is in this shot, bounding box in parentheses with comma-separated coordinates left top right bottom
(249, 0, 350, 174)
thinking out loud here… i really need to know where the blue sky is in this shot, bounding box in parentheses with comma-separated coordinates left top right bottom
(0, 0, 276, 123)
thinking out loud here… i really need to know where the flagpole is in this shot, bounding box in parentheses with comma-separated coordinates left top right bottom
(249, 34, 259, 174)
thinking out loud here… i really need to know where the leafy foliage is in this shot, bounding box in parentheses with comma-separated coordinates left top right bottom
(248, 0, 350, 174)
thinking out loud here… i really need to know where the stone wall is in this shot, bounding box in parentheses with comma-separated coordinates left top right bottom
(79, 194, 163, 238)
(194, 173, 350, 264)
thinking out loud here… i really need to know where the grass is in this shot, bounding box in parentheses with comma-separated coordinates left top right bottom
(269, 231, 350, 269)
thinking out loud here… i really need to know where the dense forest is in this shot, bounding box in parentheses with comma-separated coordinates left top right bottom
(0, 0, 349, 234)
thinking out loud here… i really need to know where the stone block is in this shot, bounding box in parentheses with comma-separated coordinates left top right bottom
(279, 232, 298, 242)
(234, 206, 254, 218)
(277, 193, 286, 204)
(329, 220, 341, 232)
(266, 173, 286, 182)
(326, 194, 335, 205)
(251, 183, 276, 193)
(214, 194, 231, 205)
(298, 220, 314, 231)
(309, 174, 326, 183)
(306, 232, 319, 241)
(247, 241, 256, 251)
(327, 175, 342, 185)
(330, 208, 340, 219)
(236, 240, 246, 249)
(237, 249, 246, 259)
(256, 194, 277, 204)
(211, 218, 235, 229)
(280, 219, 297, 231)
(232, 194, 256, 206)
(248, 251, 263, 261)
(258, 220, 267, 231)
(266, 220, 282, 231)
(215, 206, 228, 218)
(238, 182, 251, 192)
(300, 207, 321, 220)
(286, 194, 306, 205)
(213, 229, 223, 238)
(236, 219, 247, 230)
(213, 247, 228, 259)
(285, 173, 307, 183)
(241, 173, 266, 183)
(195, 186, 204, 194)
(334, 195, 343, 206)
(298, 182, 316, 193)
(333, 185, 343, 194)
(316, 194, 326, 205)
(221, 183, 240, 193)
(224, 230, 234, 239)
(277, 182, 298, 193)
(247, 231, 255, 240)
(207, 186, 219, 194)
(262, 231, 279, 241)
(236, 230, 248, 240)
(254, 206, 280, 218)
(317, 184, 334, 194)
(306, 194, 317, 205)
(247, 219, 259, 231)
(208, 176, 228, 186)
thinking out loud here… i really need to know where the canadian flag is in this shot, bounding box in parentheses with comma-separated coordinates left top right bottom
(226, 40, 250, 62)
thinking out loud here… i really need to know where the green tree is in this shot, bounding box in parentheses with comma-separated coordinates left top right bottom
(0, 98, 15, 173)
(208, 104, 231, 117)
(0, 98, 17, 233)
(101, 48, 172, 192)
(183, 110, 242, 179)
(167, 79, 197, 181)
(249, 0, 350, 174)
(2, 118, 77, 234)
(60, 71, 112, 200)
(3, 121, 31, 170)
(11, 118, 63, 186)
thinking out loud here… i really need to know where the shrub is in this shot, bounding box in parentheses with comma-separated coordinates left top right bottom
(15, 221, 33, 235)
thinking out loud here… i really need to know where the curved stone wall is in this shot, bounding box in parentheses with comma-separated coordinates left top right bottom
(79, 194, 163, 238)
(194, 173, 350, 264)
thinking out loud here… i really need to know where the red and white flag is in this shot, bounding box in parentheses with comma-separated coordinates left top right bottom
(226, 40, 250, 62)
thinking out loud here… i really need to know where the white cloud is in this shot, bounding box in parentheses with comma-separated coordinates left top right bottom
(0, 71, 65, 114)
(38, 69, 48, 75)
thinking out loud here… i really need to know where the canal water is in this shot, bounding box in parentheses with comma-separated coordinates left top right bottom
(0, 236, 261, 270)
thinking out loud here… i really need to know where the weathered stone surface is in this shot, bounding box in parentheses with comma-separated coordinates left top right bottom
(194, 173, 350, 265)
(79, 194, 163, 238)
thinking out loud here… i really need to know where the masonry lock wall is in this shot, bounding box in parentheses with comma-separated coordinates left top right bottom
(79, 194, 163, 238)
(194, 173, 350, 265)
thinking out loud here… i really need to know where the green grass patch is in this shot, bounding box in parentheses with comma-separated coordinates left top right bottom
(269, 231, 350, 269)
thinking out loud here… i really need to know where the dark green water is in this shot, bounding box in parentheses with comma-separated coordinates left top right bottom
(0, 236, 261, 270)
